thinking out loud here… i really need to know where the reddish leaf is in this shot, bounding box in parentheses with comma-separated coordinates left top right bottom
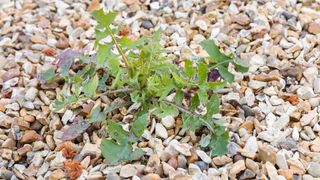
(61, 117, 90, 141)
(64, 160, 83, 180)
(42, 47, 57, 56)
(56, 141, 76, 158)
(207, 69, 220, 82)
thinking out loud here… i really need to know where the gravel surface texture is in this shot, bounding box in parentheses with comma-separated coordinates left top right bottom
(1, 0, 320, 179)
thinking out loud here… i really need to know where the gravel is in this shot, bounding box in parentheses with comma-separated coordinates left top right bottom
(1, 0, 320, 179)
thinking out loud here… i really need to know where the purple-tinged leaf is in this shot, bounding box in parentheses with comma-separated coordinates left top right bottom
(56, 49, 83, 75)
(61, 116, 90, 141)
(38, 68, 55, 84)
(207, 69, 220, 82)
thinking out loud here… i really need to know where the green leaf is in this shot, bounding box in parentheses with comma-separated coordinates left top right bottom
(190, 94, 200, 111)
(83, 74, 99, 98)
(210, 125, 229, 156)
(87, 106, 107, 123)
(101, 139, 144, 165)
(154, 102, 179, 118)
(198, 62, 208, 84)
(233, 56, 249, 73)
(200, 39, 230, 63)
(131, 110, 149, 137)
(97, 44, 112, 67)
(206, 93, 220, 118)
(217, 66, 234, 83)
(181, 112, 201, 131)
(38, 68, 55, 84)
(108, 121, 128, 144)
(198, 86, 208, 105)
(92, 9, 117, 28)
(184, 59, 195, 79)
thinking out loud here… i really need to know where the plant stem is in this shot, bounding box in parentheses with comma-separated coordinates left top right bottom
(209, 59, 231, 69)
(103, 87, 134, 95)
(162, 100, 214, 132)
(105, 25, 132, 76)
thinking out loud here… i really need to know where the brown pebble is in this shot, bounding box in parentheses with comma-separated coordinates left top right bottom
(167, 156, 178, 169)
(20, 130, 41, 144)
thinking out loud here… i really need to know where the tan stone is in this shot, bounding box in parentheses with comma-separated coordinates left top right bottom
(246, 158, 259, 173)
(257, 145, 276, 164)
(141, 173, 161, 180)
(229, 160, 246, 178)
(278, 169, 293, 180)
(308, 22, 320, 34)
(49, 169, 65, 180)
(240, 121, 254, 133)
(20, 130, 41, 144)
(212, 155, 232, 166)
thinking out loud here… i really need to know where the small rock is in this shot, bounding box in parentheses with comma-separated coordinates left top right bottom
(106, 173, 121, 180)
(212, 155, 232, 166)
(120, 164, 137, 178)
(161, 116, 175, 129)
(2, 68, 20, 82)
(248, 80, 267, 89)
(141, 20, 154, 29)
(308, 162, 320, 177)
(232, 14, 250, 25)
(303, 67, 318, 83)
(240, 169, 256, 179)
(196, 150, 211, 164)
(188, 163, 202, 175)
(141, 173, 161, 180)
(297, 87, 315, 100)
(0, 114, 14, 128)
(243, 136, 258, 153)
(50, 169, 65, 180)
(313, 78, 320, 94)
(308, 22, 320, 34)
(20, 130, 40, 144)
(276, 152, 288, 169)
(25, 87, 38, 101)
(195, 19, 208, 31)
(229, 160, 246, 178)
(258, 145, 276, 164)
(155, 123, 168, 139)
(61, 110, 74, 125)
(246, 158, 259, 173)
(265, 161, 278, 180)
(50, 152, 66, 168)
(80, 143, 101, 157)
(208, 168, 220, 176)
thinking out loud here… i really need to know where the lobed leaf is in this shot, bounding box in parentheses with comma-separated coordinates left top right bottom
(61, 117, 90, 141)
(38, 68, 55, 84)
(83, 74, 99, 98)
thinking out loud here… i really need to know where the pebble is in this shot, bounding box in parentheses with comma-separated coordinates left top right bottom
(276, 152, 288, 169)
(308, 162, 320, 177)
(229, 160, 246, 178)
(120, 164, 137, 178)
(155, 123, 168, 139)
(161, 116, 175, 129)
(243, 136, 257, 153)
(61, 110, 74, 125)
(196, 150, 211, 164)
(308, 22, 320, 34)
(80, 143, 101, 157)
(265, 161, 278, 180)
(313, 78, 320, 94)
(195, 20, 208, 31)
(141, 20, 154, 29)
(297, 87, 315, 100)
(240, 169, 256, 179)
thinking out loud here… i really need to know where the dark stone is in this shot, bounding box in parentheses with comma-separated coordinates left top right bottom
(141, 20, 154, 29)
(194, 161, 208, 171)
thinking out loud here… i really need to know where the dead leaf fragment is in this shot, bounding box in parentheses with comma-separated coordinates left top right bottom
(64, 160, 83, 180)
(42, 48, 57, 56)
(56, 141, 76, 158)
